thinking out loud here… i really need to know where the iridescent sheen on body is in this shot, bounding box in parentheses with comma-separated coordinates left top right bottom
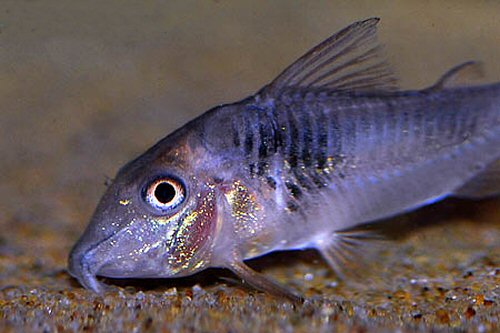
(69, 19, 500, 301)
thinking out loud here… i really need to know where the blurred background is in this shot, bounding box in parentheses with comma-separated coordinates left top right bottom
(1, 0, 500, 233)
(0, 1, 499, 331)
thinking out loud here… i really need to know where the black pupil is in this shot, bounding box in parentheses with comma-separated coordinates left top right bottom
(154, 182, 176, 204)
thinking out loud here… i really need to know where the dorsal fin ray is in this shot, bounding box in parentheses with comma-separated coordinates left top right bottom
(260, 18, 398, 97)
(426, 61, 484, 91)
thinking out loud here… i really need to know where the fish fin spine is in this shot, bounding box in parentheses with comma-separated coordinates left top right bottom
(260, 18, 398, 98)
(225, 259, 303, 303)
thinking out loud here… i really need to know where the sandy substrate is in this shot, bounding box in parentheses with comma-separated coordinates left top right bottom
(1, 1, 499, 332)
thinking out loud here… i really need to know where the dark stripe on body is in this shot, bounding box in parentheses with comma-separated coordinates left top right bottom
(286, 107, 300, 169)
(300, 109, 313, 168)
(316, 107, 328, 169)
(239, 94, 349, 215)
(232, 119, 240, 147)
(244, 114, 254, 157)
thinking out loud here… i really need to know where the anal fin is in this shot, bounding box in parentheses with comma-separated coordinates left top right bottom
(454, 159, 500, 199)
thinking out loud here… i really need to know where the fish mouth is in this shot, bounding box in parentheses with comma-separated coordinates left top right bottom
(68, 233, 115, 294)
(68, 229, 171, 291)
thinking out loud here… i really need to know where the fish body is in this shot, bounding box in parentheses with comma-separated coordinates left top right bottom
(68, 18, 500, 300)
(200, 85, 500, 255)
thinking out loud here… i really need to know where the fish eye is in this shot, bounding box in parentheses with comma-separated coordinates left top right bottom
(143, 177, 185, 212)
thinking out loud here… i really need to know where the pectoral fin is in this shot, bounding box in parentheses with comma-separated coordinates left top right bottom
(226, 260, 303, 303)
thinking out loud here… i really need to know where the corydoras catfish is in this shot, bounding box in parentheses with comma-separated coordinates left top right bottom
(68, 18, 500, 301)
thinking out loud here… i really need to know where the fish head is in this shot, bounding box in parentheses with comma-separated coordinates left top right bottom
(68, 128, 223, 292)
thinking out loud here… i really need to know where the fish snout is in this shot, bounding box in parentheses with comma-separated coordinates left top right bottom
(68, 238, 107, 293)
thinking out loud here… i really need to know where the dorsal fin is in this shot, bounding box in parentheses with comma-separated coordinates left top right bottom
(260, 18, 398, 98)
(426, 61, 484, 91)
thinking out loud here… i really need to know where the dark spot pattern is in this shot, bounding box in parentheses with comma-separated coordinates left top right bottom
(231, 91, 346, 216)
